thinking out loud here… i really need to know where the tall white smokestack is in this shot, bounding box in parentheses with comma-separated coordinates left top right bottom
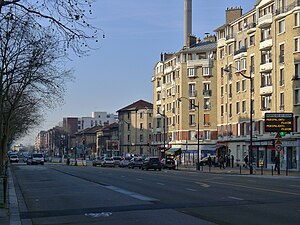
(184, 0, 192, 47)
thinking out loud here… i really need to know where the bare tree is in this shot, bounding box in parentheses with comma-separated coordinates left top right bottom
(0, 0, 102, 55)
(0, 10, 72, 173)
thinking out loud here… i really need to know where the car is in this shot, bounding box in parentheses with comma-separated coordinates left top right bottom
(128, 157, 143, 169)
(92, 156, 104, 166)
(141, 157, 162, 171)
(9, 154, 19, 163)
(112, 156, 122, 166)
(199, 155, 216, 166)
(161, 158, 176, 170)
(27, 153, 44, 165)
(119, 157, 132, 167)
(100, 157, 115, 167)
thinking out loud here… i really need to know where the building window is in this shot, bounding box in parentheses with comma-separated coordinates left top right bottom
(204, 114, 210, 126)
(295, 12, 300, 27)
(242, 100, 246, 113)
(229, 103, 232, 117)
(189, 83, 196, 97)
(250, 35, 255, 46)
(127, 123, 130, 130)
(220, 48, 224, 59)
(127, 135, 130, 142)
(295, 89, 300, 105)
(279, 20, 285, 33)
(242, 80, 246, 91)
(189, 115, 195, 126)
(203, 131, 211, 140)
(188, 68, 196, 77)
(236, 81, 240, 93)
(204, 99, 211, 110)
(235, 60, 240, 71)
(280, 93, 284, 110)
(261, 27, 271, 41)
(241, 58, 247, 70)
(250, 55, 255, 74)
(140, 112, 143, 119)
(189, 99, 196, 110)
(221, 86, 224, 97)
(295, 63, 300, 79)
(280, 68, 284, 86)
(203, 67, 212, 76)
(261, 95, 272, 110)
(295, 37, 300, 52)
(261, 73, 272, 87)
(228, 44, 233, 55)
(140, 123, 143, 130)
(221, 105, 224, 116)
(279, 44, 284, 63)
(236, 102, 240, 114)
(140, 134, 143, 142)
(189, 130, 197, 141)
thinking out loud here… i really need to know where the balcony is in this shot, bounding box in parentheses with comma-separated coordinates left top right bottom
(156, 127, 162, 132)
(275, 1, 300, 20)
(164, 66, 174, 74)
(225, 34, 235, 44)
(260, 61, 272, 72)
(258, 13, 273, 28)
(203, 90, 212, 96)
(217, 37, 226, 48)
(234, 47, 247, 59)
(187, 58, 212, 68)
(247, 22, 256, 34)
(260, 85, 273, 95)
(259, 38, 272, 50)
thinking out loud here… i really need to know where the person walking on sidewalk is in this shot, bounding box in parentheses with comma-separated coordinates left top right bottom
(244, 155, 249, 168)
(219, 155, 225, 169)
(274, 155, 279, 171)
(231, 155, 234, 168)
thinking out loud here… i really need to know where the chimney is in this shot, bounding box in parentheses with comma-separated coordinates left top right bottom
(184, 0, 192, 47)
(226, 6, 243, 24)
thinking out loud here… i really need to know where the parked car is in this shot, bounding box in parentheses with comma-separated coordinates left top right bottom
(161, 158, 176, 170)
(27, 153, 44, 165)
(142, 157, 162, 171)
(128, 157, 143, 169)
(112, 156, 122, 166)
(199, 155, 216, 166)
(92, 156, 104, 166)
(9, 154, 19, 163)
(120, 157, 132, 167)
(100, 157, 115, 167)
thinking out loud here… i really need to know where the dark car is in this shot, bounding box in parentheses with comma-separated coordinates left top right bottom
(141, 157, 162, 171)
(161, 158, 176, 170)
(128, 157, 143, 169)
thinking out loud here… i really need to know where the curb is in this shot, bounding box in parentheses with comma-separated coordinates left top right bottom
(8, 168, 21, 225)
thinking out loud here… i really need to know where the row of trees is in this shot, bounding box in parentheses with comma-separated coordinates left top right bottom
(0, 0, 101, 173)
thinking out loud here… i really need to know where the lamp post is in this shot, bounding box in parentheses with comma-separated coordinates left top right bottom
(224, 66, 253, 174)
(178, 97, 200, 170)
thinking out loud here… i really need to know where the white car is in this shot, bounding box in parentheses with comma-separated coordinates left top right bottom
(9, 154, 19, 163)
(27, 153, 45, 165)
(100, 157, 115, 167)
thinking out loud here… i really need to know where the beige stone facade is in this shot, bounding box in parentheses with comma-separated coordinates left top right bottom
(215, 0, 300, 170)
(152, 37, 218, 162)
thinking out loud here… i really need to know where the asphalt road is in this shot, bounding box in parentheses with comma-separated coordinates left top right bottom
(11, 163, 300, 225)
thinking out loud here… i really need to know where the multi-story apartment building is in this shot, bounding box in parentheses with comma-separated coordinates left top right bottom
(215, 0, 300, 170)
(77, 112, 117, 131)
(152, 0, 218, 165)
(117, 100, 153, 156)
(35, 131, 47, 152)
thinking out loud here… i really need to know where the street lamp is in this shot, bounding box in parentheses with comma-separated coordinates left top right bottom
(178, 97, 200, 170)
(224, 66, 254, 174)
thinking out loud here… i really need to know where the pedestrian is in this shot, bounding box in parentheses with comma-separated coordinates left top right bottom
(231, 155, 234, 168)
(244, 155, 249, 168)
(219, 155, 225, 169)
(227, 155, 230, 167)
(208, 155, 212, 167)
(274, 155, 279, 171)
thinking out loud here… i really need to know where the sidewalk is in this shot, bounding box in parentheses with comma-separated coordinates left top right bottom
(177, 164, 300, 177)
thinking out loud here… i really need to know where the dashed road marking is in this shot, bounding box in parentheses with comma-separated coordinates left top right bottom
(136, 178, 143, 181)
(185, 188, 197, 192)
(105, 186, 158, 201)
(195, 182, 210, 188)
(157, 182, 165, 186)
(228, 196, 244, 201)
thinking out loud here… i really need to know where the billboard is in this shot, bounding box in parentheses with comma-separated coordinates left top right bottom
(264, 113, 293, 132)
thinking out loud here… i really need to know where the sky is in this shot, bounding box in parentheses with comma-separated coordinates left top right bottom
(19, 0, 256, 145)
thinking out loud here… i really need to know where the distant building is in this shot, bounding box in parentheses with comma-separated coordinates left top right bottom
(35, 131, 47, 152)
(77, 112, 117, 131)
(117, 100, 153, 156)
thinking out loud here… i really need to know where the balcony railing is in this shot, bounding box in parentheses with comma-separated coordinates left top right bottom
(248, 22, 256, 29)
(203, 90, 212, 96)
(234, 47, 247, 56)
(275, 0, 300, 15)
(189, 90, 197, 97)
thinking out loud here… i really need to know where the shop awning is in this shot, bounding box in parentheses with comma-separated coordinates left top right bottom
(165, 148, 181, 155)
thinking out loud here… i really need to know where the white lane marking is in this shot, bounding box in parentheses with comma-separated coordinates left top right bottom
(136, 178, 143, 181)
(157, 182, 165, 186)
(289, 185, 300, 188)
(185, 188, 197, 192)
(228, 196, 244, 201)
(85, 212, 112, 218)
(105, 186, 158, 201)
(121, 175, 126, 178)
(195, 182, 210, 188)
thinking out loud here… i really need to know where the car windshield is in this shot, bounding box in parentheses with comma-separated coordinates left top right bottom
(10, 155, 18, 158)
(33, 154, 43, 157)
(105, 158, 113, 161)
(150, 158, 160, 163)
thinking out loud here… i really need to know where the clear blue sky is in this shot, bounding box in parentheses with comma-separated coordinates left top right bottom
(19, 0, 256, 145)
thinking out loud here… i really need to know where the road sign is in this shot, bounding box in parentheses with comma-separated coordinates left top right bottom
(265, 113, 293, 132)
(275, 139, 282, 145)
(275, 132, 281, 139)
(275, 144, 283, 152)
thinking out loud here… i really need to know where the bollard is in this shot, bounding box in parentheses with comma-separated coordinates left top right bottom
(240, 165, 242, 174)
(271, 166, 273, 176)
